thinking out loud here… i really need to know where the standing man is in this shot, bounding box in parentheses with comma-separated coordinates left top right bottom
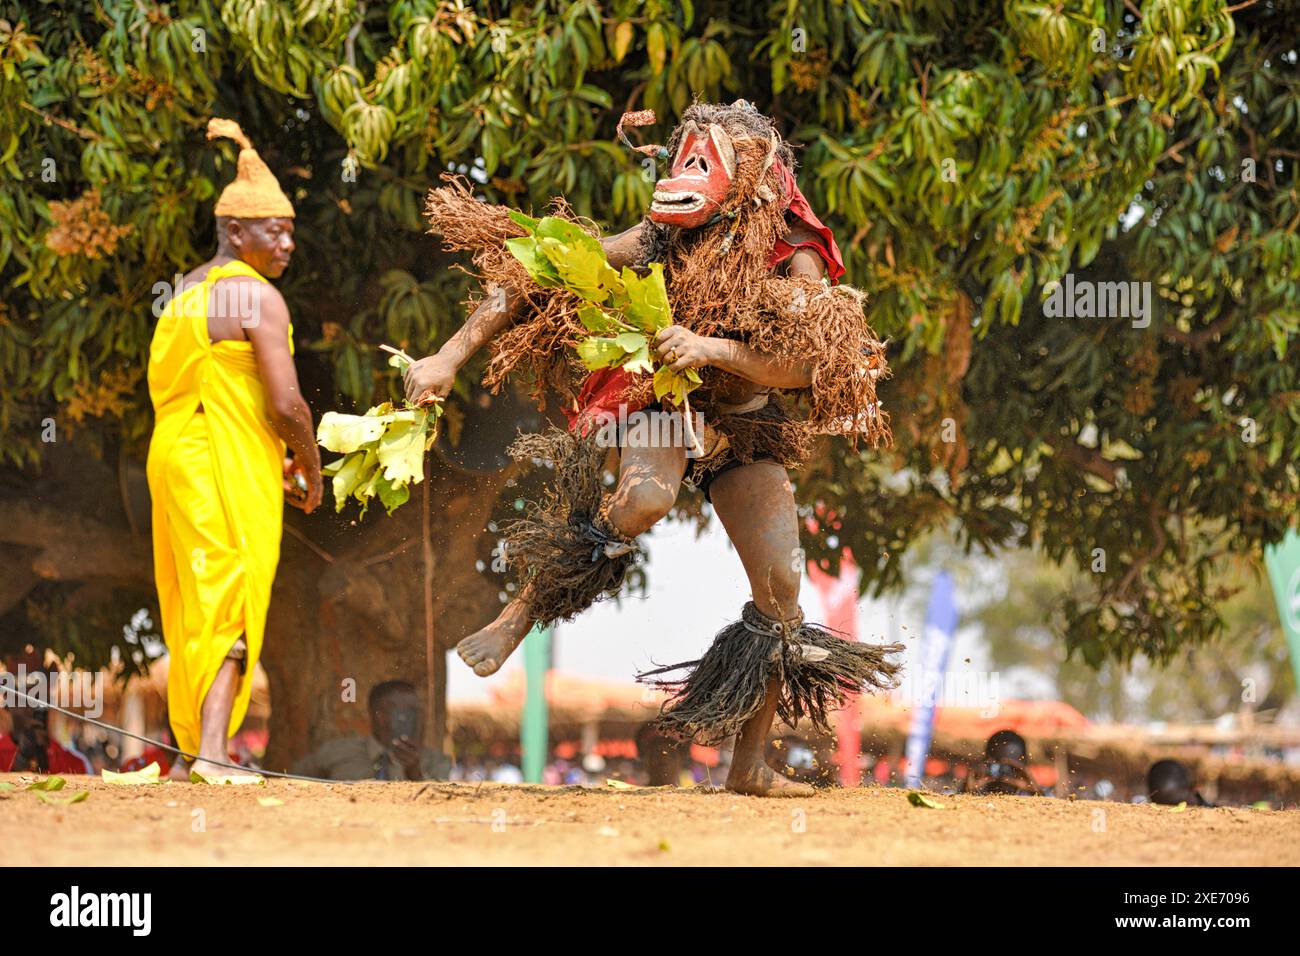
(146, 119, 322, 781)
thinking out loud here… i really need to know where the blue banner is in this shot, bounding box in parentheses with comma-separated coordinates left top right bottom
(903, 571, 959, 789)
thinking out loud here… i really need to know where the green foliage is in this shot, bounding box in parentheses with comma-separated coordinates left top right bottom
(317, 362, 442, 516)
(506, 213, 699, 401)
(1, 1, 1297, 667)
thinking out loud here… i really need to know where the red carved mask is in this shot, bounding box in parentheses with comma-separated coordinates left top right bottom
(649, 121, 736, 228)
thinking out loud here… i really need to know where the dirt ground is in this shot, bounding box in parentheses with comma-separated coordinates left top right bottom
(7, 772, 1297, 866)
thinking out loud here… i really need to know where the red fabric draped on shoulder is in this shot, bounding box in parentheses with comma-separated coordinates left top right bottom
(767, 160, 845, 283)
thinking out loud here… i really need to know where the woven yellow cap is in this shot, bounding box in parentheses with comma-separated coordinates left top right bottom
(207, 118, 294, 219)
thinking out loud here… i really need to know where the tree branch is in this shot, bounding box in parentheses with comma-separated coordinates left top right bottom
(0, 500, 152, 587)
(1044, 436, 1120, 487)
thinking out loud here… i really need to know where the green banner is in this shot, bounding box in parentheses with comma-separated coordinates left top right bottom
(1264, 531, 1300, 693)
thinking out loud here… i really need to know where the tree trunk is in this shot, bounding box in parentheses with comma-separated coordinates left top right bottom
(259, 461, 514, 770)
(7, 438, 517, 772)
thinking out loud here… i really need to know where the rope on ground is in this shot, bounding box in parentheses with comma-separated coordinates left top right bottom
(4, 686, 352, 785)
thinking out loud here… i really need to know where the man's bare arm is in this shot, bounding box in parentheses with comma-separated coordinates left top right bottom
(243, 281, 323, 512)
(404, 222, 646, 404)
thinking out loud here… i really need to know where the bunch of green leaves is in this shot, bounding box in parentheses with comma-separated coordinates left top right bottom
(317, 350, 442, 517)
(504, 209, 701, 407)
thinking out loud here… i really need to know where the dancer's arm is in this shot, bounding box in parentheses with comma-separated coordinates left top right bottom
(404, 222, 646, 404)
(651, 237, 826, 389)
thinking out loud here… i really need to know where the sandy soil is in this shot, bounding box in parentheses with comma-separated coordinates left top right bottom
(7, 772, 1297, 866)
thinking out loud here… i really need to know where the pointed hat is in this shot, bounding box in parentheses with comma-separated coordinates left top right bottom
(207, 118, 294, 219)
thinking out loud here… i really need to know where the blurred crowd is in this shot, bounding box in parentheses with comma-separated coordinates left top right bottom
(0, 661, 1288, 808)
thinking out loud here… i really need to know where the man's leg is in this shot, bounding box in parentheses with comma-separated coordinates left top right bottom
(190, 638, 246, 779)
(457, 440, 687, 676)
(707, 460, 815, 797)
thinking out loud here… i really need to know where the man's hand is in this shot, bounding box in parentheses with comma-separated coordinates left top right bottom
(391, 736, 424, 781)
(284, 455, 323, 513)
(653, 327, 716, 372)
(404, 352, 458, 405)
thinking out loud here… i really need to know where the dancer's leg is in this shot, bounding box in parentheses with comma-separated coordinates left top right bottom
(708, 461, 815, 797)
(457, 440, 686, 676)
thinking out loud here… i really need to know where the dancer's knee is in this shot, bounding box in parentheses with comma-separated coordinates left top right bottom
(608, 480, 675, 536)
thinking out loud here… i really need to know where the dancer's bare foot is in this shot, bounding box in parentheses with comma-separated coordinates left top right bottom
(456, 600, 534, 676)
(726, 753, 817, 797)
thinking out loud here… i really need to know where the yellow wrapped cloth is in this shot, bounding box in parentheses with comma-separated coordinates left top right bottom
(145, 260, 289, 757)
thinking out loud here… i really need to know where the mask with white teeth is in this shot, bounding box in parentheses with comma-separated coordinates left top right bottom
(648, 120, 737, 228)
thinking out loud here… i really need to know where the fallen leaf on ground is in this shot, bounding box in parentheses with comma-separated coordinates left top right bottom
(102, 762, 162, 785)
(36, 790, 88, 806)
(907, 791, 945, 809)
(190, 771, 266, 786)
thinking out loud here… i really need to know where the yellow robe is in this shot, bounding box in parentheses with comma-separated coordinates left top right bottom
(145, 259, 289, 757)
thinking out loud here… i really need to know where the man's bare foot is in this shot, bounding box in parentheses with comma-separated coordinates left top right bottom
(726, 756, 816, 798)
(190, 758, 260, 783)
(456, 601, 534, 676)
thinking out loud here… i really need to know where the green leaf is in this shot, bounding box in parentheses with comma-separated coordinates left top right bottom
(101, 762, 162, 785)
(579, 305, 624, 334)
(330, 449, 375, 511)
(375, 413, 429, 486)
(317, 412, 390, 454)
(907, 791, 945, 809)
(508, 209, 540, 233)
(26, 776, 66, 792)
(190, 771, 266, 785)
(538, 237, 623, 303)
(376, 474, 411, 514)
(619, 263, 671, 332)
(613, 331, 646, 352)
(622, 337, 654, 375)
(36, 790, 88, 805)
(505, 236, 562, 287)
(576, 336, 630, 370)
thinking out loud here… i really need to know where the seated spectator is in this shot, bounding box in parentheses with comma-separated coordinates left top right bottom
(0, 664, 92, 774)
(1147, 758, 1213, 807)
(962, 729, 1041, 796)
(291, 680, 450, 781)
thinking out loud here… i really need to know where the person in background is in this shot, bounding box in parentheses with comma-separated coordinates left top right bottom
(291, 681, 450, 781)
(0, 662, 92, 775)
(962, 729, 1042, 797)
(1146, 758, 1214, 807)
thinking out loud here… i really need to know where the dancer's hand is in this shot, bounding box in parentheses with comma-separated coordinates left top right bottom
(284, 456, 323, 513)
(404, 352, 457, 405)
(653, 327, 715, 372)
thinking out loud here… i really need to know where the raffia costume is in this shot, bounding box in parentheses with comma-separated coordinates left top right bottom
(426, 101, 902, 745)
(146, 119, 293, 757)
